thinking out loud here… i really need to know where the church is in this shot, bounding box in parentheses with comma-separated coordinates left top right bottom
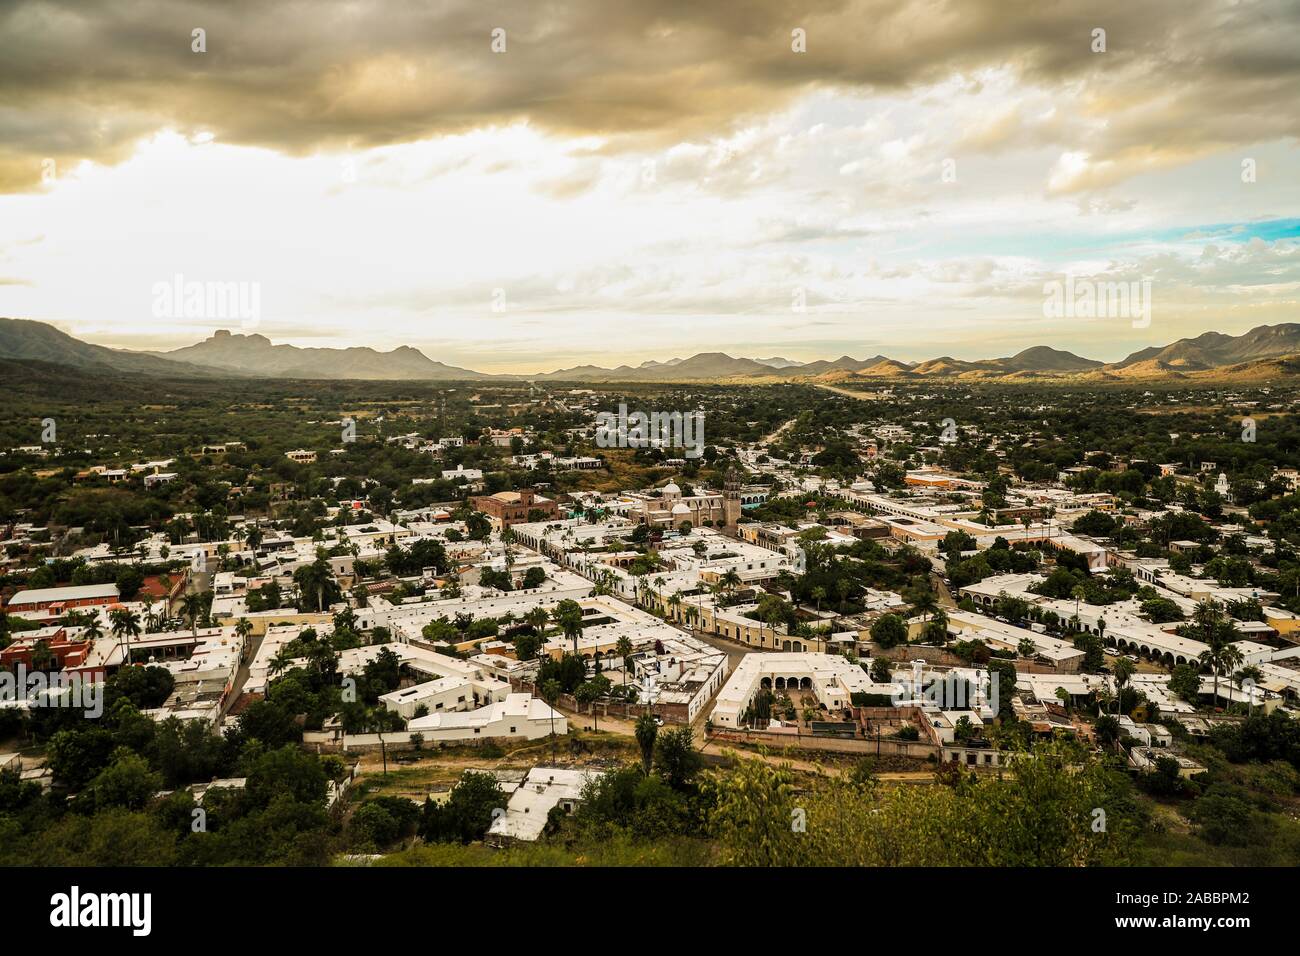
(630, 470, 742, 531)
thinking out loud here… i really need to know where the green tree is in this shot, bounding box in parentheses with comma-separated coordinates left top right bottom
(540, 678, 561, 761)
(614, 635, 634, 692)
(86, 748, 161, 811)
(634, 712, 658, 775)
(180, 592, 205, 636)
(1111, 657, 1137, 715)
(575, 680, 606, 732)
(551, 599, 585, 655)
(109, 606, 142, 663)
(1168, 662, 1203, 702)
(653, 726, 701, 791)
(870, 613, 907, 650)
(706, 756, 797, 866)
(420, 771, 507, 844)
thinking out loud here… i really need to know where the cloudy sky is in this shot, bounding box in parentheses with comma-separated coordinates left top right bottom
(1, 0, 1298, 373)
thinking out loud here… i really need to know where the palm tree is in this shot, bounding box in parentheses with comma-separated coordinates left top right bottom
(551, 600, 585, 655)
(234, 617, 254, 648)
(141, 596, 159, 632)
(1071, 584, 1087, 621)
(615, 635, 633, 692)
(268, 647, 297, 679)
(1190, 599, 1242, 708)
(61, 610, 91, 628)
(294, 558, 332, 613)
(1199, 643, 1244, 709)
(668, 591, 682, 623)
(81, 614, 104, 643)
(305, 641, 338, 679)
(634, 712, 658, 775)
(109, 607, 141, 665)
(811, 585, 827, 621)
(540, 678, 561, 761)
(524, 606, 550, 639)
(1112, 656, 1136, 715)
(501, 528, 516, 574)
(720, 568, 742, 601)
(180, 592, 205, 636)
(912, 587, 938, 629)
(834, 577, 851, 614)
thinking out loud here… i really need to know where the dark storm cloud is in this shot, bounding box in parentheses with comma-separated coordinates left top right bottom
(1, 0, 1298, 190)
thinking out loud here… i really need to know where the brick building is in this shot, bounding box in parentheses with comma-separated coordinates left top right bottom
(4, 583, 120, 614)
(471, 489, 559, 530)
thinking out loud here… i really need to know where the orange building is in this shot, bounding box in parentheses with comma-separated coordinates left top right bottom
(470, 488, 559, 529)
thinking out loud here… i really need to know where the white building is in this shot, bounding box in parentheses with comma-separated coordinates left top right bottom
(486, 766, 603, 843)
(380, 674, 511, 718)
(441, 464, 485, 484)
(710, 652, 883, 728)
(406, 693, 565, 744)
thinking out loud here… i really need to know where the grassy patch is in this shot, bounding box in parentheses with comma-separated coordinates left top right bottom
(364, 834, 715, 867)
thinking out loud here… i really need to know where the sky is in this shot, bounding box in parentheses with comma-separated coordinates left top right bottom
(1, 0, 1299, 374)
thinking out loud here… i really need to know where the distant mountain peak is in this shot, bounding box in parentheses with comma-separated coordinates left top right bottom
(1002, 345, 1103, 372)
(207, 329, 271, 345)
(157, 327, 487, 380)
(1113, 323, 1300, 370)
(6, 318, 1300, 383)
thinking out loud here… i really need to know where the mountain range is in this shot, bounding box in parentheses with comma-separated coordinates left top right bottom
(157, 329, 483, 380)
(3, 317, 1300, 384)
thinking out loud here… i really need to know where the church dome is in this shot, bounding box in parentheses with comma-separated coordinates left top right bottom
(671, 502, 691, 515)
(662, 481, 681, 497)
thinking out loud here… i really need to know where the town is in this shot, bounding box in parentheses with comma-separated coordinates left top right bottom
(2, 373, 1298, 865)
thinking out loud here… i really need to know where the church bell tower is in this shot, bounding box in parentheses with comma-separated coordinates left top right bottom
(723, 467, 741, 531)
